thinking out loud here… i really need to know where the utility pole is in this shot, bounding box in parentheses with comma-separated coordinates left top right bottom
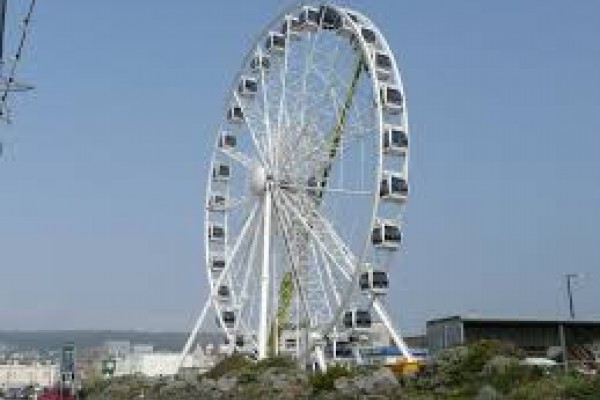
(565, 273, 579, 319)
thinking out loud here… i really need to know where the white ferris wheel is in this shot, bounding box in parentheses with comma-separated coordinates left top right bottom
(181, 2, 413, 370)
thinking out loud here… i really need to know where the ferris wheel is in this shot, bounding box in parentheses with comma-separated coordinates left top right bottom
(181, 2, 412, 370)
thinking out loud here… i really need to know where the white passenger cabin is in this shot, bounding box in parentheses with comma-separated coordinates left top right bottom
(319, 6, 342, 30)
(227, 105, 244, 124)
(266, 32, 286, 53)
(217, 285, 231, 301)
(299, 6, 320, 31)
(379, 84, 403, 114)
(238, 77, 258, 97)
(235, 335, 245, 348)
(250, 53, 271, 72)
(209, 253, 226, 273)
(281, 15, 302, 40)
(343, 309, 372, 331)
(359, 269, 389, 295)
(218, 132, 236, 149)
(380, 171, 408, 203)
(360, 26, 377, 46)
(382, 125, 408, 155)
(372, 219, 402, 249)
(212, 163, 231, 181)
(208, 193, 227, 211)
(218, 310, 236, 330)
(208, 223, 226, 243)
(337, 11, 359, 38)
(373, 50, 393, 81)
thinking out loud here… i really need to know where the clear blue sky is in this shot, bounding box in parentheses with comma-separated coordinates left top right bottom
(0, 1, 598, 333)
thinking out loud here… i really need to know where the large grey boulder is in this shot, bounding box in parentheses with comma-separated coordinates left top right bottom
(475, 384, 502, 400)
(370, 367, 399, 393)
(334, 367, 399, 397)
(217, 375, 238, 392)
(333, 376, 353, 395)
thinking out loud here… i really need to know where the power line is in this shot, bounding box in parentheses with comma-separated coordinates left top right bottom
(0, 0, 37, 124)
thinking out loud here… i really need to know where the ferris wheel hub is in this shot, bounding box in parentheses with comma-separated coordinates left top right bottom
(250, 163, 267, 196)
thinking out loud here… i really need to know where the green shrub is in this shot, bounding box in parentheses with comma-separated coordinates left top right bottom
(204, 354, 253, 379)
(562, 373, 600, 400)
(309, 364, 352, 393)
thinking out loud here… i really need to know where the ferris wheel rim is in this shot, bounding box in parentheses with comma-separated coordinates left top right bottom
(202, 2, 410, 360)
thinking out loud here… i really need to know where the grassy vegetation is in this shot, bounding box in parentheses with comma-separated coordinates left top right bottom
(80, 340, 600, 400)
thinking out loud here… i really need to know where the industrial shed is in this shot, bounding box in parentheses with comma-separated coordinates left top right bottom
(426, 316, 600, 365)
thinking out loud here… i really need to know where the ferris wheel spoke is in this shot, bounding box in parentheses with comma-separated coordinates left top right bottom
(233, 92, 269, 168)
(280, 183, 371, 197)
(316, 241, 347, 302)
(271, 190, 317, 326)
(225, 195, 252, 212)
(256, 46, 275, 168)
(218, 147, 254, 170)
(299, 30, 322, 130)
(209, 202, 262, 345)
(309, 242, 335, 319)
(220, 201, 261, 286)
(273, 33, 293, 177)
(276, 190, 356, 280)
(294, 130, 369, 170)
(285, 190, 358, 276)
(311, 242, 342, 306)
(226, 202, 262, 290)
(237, 213, 262, 303)
(283, 33, 340, 155)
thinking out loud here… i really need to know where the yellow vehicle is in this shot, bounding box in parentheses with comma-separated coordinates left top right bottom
(388, 357, 425, 376)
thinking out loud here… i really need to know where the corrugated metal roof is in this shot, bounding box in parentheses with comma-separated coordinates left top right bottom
(427, 315, 600, 326)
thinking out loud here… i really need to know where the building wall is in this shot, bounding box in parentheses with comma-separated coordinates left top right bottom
(463, 322, 560, 352)
(427, 319, 463, 354)
(0, 362, 58, 389)
(427, 317, 600, 361)
(113, 353, 197, 377)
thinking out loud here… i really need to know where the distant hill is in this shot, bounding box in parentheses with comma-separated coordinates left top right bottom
(0, 331, 222, 352)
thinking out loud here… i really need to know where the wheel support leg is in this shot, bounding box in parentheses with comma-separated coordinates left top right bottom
(258, 189, 272, 359)
(373, 299, 413, 360)
(178, 295, 212, 370)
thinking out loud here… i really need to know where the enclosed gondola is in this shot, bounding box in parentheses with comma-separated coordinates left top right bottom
(208, 223, 226, 243)
(217, 285, 231, 300)
(359, 270, 389, 295)
(371, 219, 402, 249)
(343, 309, 372, 331)
(266, 32, 286, 53)
(379, 84, 403, 114)
(337, 11, 359, 38)
(319, 6, 342, 30)
(209, 253, 226, 272)
(380, 171, 408, 203)
(218, 310, 236, 330)
(250, 53, 271, 71)
(360, 27, 377, 46)
(212, 163, 231, 181)
(382, 125, 408, 155)
(299, 6, 320, 31)
(227, 105, 245, 124)
(373, 50, 393, 80)
(235, 335, 245, 348)
(281, 15, 302, 40)
(238, 77, 258, 97)
(208, 193, 227, 211)
(218, 132, 237, 149)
